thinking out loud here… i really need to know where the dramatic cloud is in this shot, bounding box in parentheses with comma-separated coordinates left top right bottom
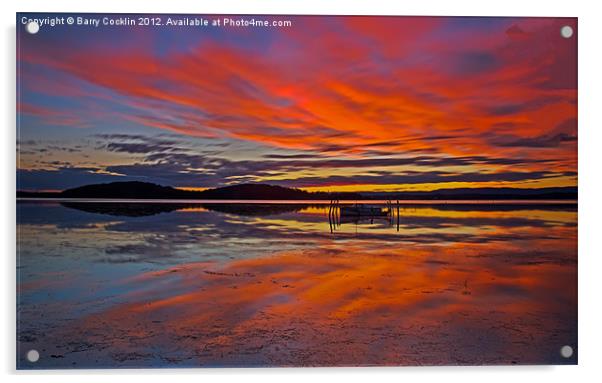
(17, 15, 577, 191)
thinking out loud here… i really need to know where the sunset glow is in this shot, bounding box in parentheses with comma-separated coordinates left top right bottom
(16, 13, 578, 369)
(17, 15, 577, 192)
(17, 202, 577, 367)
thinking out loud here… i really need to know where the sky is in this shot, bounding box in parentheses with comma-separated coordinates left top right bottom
(17, 14, 577, 192)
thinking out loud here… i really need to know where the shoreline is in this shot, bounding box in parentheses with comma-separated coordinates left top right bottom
(16, 198, 578, 205)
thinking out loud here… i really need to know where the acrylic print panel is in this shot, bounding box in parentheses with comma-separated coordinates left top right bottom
(16, 13, 577, 369)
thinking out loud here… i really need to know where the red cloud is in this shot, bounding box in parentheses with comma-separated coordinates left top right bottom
(18, 17, 577, 182)
(18, 102, 89, 127)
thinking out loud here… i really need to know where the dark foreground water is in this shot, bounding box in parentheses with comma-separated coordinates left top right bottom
(16, 201, 577, 368)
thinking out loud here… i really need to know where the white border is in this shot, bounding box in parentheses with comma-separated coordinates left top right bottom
(3, 1, 601, 382)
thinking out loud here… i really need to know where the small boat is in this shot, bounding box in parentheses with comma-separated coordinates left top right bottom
(340, 204, 388, 217)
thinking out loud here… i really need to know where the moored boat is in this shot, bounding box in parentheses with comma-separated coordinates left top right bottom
(340, 205, 388, 217)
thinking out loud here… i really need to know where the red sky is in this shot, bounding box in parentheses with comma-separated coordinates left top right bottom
(17, 15, 577, 192)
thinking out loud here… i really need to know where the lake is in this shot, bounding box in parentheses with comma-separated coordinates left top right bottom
(16, 200, 577, 368)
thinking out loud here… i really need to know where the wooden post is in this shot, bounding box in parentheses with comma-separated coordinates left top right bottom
(397, 200, 400, 232)
(329, 200, 333, 233)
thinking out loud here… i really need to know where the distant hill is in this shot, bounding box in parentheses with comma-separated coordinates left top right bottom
(361, 186, 578, 200)
(17, 181, 359, 200)
(59, 181, 195, 199)
(198, 183, 334, 200)
(16, 181, 577, 200)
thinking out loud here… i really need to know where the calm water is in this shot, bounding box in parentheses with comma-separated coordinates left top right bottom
(16, 201, 577, 368)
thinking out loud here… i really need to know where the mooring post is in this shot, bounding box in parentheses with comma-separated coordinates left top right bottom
(397, 200, 400, 232)
(328, 200, 333, 233)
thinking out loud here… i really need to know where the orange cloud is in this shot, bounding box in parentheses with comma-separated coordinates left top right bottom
(18, 16, 577, 190)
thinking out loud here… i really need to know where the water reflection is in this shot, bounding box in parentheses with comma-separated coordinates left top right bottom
(61, 202, 310, 217)
(17, 201, 577, 368)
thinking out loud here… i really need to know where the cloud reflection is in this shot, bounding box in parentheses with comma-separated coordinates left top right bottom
(17, 202, 576, 367)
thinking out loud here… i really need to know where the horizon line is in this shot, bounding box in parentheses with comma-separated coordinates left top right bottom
(16, 182, 579, 195)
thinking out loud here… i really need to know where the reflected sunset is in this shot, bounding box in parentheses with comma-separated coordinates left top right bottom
(17, 202, 576, 367)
